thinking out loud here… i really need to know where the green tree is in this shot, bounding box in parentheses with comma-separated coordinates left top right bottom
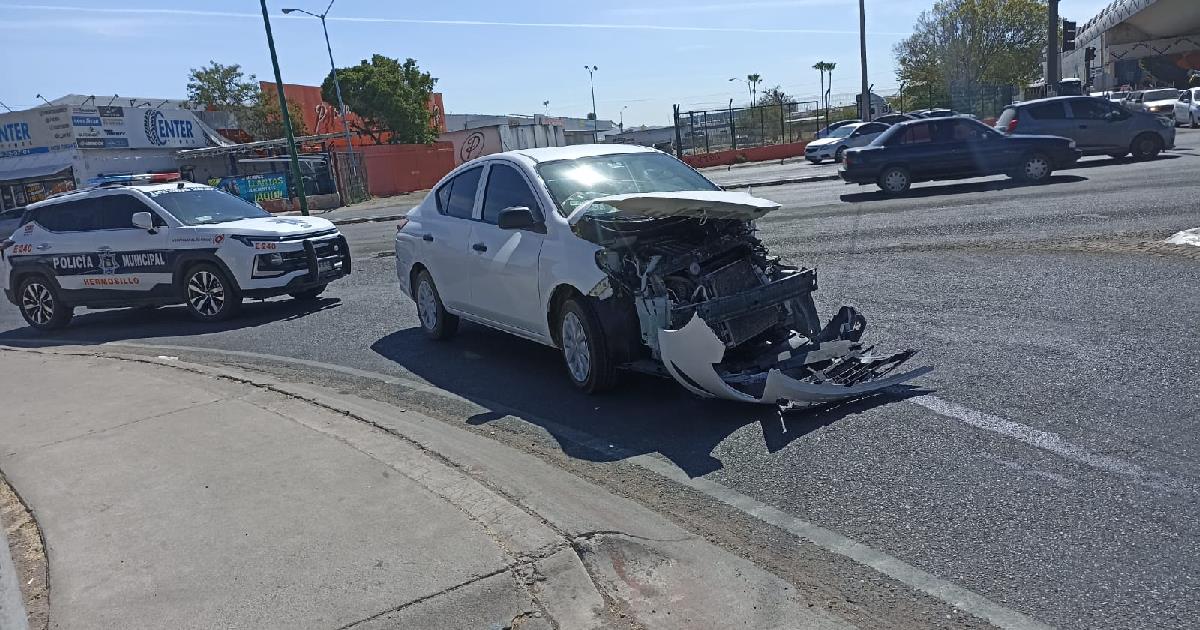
(323, 55, 439, 145)
(241, 91, 309, 140)
(894, 0, 1046, 110)
(186, 61, 259, 109)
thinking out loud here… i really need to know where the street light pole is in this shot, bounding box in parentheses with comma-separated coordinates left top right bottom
(282, 2, 355, 157)
(1047, 0, 1060, 90)
(858, 0, 871, 122)
(619, 105, 628, 132)
(585, 65, 599, 143)
(258, 0, 308, 216)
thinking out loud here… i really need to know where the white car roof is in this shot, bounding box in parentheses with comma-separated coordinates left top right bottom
(505, 144, 659, 164)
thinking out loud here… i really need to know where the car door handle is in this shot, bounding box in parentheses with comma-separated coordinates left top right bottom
(422, 233, 434, 242)
(35, 243, 51, 250)
(472, 242, 488, 252)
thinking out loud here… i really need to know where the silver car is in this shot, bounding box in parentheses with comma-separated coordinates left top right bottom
(804, 121, 889, 163)
(995, 96, 1175, 160)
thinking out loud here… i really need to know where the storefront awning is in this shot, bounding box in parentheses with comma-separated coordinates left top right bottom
(0, 151, 75, 183)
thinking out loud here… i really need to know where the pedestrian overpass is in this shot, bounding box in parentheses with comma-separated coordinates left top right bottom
(1064, 0, 1200, 90)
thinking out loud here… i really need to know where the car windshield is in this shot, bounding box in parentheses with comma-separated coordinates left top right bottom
(1143, 89, 1179, 101)
(536, 152, 718, 217)
(148, 188, 272, 225)
(829, 126, 857, 138)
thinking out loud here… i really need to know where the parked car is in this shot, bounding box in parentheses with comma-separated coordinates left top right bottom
(1133, 88, 1182, 116)
(912, 108, 958, 118)
(1173, 87, 1200, 128)
(839, 116, 1081, 195)
(1106, 91, 1130, 103)
(804, 121, 889, 163)
(814, 119, 860, 139)
(874, 113, 918, 125)
(995, 96, 1175, 159)
(1122, 91, 1144, 110)
(393, 145, 924, 404)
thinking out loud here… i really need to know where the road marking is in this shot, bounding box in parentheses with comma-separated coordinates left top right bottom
(1165, 228, 1200, 247)
(908, 395, 1183, 491)
(0, 339, 1053, 630)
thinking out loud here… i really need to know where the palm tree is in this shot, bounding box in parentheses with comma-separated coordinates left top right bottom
(746, 73, 762, 106)
(813, 61, 836, 130)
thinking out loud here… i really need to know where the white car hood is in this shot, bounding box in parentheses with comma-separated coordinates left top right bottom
(196, 215, 336, 237)
(806, 137, 840, 148)
(566, 190, 781, 226)
(1144, 99, 1177, 108)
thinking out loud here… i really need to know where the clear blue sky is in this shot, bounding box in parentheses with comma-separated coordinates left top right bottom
(0, 1, 1113, 126)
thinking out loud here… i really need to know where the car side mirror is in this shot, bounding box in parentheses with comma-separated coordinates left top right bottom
(497, 206, 543, 232)
(132, 211, 156, 232)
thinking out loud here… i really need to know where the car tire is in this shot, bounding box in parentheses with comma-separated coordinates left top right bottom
(17, 275, 72, 331)
(876, 166, 911, 195)
(182, 263, 242, 322)
(1130, 133, 1163, 160)
(1191, 114, 1198, 129)
(834, 146, 846, 163)
(289, 285, 326, 301)
(414, 270, 458, 341)
(1016, 152, 1053, 183)
(557, 296, 617, 394)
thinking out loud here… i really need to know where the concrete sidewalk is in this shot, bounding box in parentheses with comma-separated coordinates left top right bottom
(0, 348, 855, 630)
(283, 191, 426, 226)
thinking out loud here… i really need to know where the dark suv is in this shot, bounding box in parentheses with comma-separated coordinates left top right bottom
(995, 96, 1175, 160)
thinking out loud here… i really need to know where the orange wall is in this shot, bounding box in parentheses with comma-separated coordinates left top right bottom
(259, 82, 447, 143)
(682, 141, 810, 168)
(357, 142, 456, 196)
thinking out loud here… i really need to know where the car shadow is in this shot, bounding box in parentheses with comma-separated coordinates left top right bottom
(0, 297, 342, 345)
(1068, 153, 1180, 169)
(839, 174, 1087, 202)
(370, 323, 930, 478)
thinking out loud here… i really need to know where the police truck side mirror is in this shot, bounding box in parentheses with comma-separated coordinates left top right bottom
(132, 211, 156, 232)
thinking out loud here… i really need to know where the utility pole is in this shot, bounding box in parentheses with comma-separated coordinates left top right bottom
(259, 0, 308, 215)
(858, 0, 870, 121)
(1047, 0, 1060, 92)
(283, 3, 356, 158)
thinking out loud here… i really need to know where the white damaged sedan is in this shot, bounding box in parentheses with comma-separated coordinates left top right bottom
(395, 145, 927, 406)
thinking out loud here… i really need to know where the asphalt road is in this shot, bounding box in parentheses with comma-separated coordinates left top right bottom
(3, 129, 1199, 629)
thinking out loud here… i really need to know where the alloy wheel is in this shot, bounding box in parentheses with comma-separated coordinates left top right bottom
(417, 278, 439, 331)
(187, 270, 226, 317)
(561, 311, 591, 383)
(21, 282, 54, 326)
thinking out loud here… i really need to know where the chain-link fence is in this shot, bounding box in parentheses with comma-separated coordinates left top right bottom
(672, 101, 823, 156)
(333, 151, 370, 206)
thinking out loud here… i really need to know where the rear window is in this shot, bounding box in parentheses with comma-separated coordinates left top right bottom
(1025, 101, 1067, 119)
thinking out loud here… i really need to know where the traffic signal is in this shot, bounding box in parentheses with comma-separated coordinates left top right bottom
(1084, 47, 1096, 63)
(1063, 20, 1077, 52)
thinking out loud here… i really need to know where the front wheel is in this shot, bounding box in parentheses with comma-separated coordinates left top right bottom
(1131, 133, 1163, 160)
(877, 166, 911, 195)
(183, 263, 242, 322)
(414, 270, 458, 341)
(1015, 152, 1053, 183)
(18, 276, 72, 331)
(289, 285, 326, 301)
(558, 297, 617, 394)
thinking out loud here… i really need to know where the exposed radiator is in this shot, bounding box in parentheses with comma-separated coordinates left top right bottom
(701, 259, 780, 347)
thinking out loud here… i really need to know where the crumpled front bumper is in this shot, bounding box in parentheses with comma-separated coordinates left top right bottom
(658, 314, 930, 406)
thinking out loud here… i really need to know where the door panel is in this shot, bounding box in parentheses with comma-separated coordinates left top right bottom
(425, 167, 484, 310)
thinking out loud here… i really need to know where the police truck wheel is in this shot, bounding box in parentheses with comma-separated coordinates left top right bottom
(183, 263, 241, 322)
(415, 270, 458, 340)
(18, 276, 72, 331)
(289, 285, 326, 301)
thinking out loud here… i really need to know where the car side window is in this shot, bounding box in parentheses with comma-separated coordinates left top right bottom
(94, 194, 156, 230)
(439, 166, 483, 220)
(1026, 101, 1068, 119)
(1181, 91, 1192, 102)
(890, 123, 933, 146)
(1070, 99, 1110, 120)
(948, 119, 989, 141)
(859, 123, 887, 135)
(33, 199, 100, 232)
(481, 163, 540, 224)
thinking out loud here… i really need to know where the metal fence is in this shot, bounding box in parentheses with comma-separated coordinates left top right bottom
(332, 151, 370, 206)
(672, 101, 823, 156)
(948, 84, 1017, 120)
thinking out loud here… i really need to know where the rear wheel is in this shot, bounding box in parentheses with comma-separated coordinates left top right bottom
(557, 297, 617, 394)
(414, 270, 458, 341)
(183, 263, 241, 322)
(1131, 133, 1163, 160)
(18, 276, 72, 331)
(289, 285, 326, 301)
(1015, 152, 1053, 183)
(876, 166, 911, 195)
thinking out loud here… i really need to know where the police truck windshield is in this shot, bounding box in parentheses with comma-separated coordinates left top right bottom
(151, 189, 272, 226)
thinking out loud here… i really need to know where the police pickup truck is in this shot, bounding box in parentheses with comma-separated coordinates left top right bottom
(0, 174, 350, 330)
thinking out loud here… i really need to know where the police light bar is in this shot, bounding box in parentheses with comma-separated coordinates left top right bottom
(88, 172, 182, 186)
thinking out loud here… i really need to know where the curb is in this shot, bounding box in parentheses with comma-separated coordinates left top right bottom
(721, 173, 842, 189)
(0, 508, 29, 630)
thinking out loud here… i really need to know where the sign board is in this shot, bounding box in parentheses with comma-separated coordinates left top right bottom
(0, 106, 75, 158)
(208, 173, 288, 204)
(71, 106, 208, 149)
